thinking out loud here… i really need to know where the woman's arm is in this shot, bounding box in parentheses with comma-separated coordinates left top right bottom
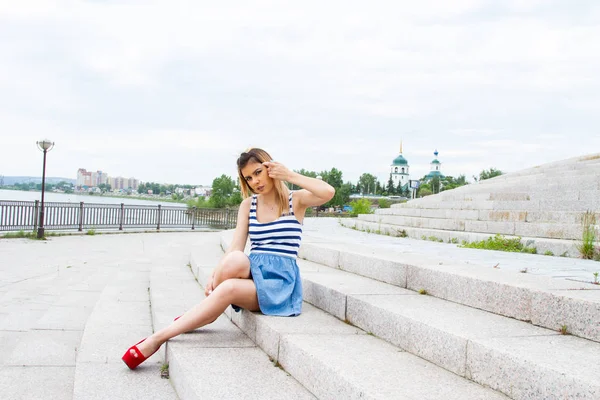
(263, 161, 335, 208)
(205, 197, 251, 295)
(226, 197, 251, 253)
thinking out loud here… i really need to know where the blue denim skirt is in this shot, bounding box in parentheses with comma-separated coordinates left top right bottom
(233, 252, 302, 316)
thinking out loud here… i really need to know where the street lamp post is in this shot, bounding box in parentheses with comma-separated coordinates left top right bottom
(36, 139, 55, 238)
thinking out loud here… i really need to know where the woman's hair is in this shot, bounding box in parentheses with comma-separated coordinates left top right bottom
(237, 148, 289, 216)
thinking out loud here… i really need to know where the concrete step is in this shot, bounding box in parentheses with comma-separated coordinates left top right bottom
(343, 216, 586, 259)
(361, 213, 585, 240)
(297, 260, 600, 400)
(149, 232, 315, 400)
(189, 260, 508, 399)
(218, 231, 600, 399)
(74, 260, 178, 400)
(393, 198, 599, 212)
(295, 226, 600, 343)
(376, 208, 599, 225)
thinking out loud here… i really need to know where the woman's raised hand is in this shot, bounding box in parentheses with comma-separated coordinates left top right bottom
(263, 161, 292, 181)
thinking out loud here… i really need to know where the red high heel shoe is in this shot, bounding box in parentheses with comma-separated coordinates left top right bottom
(122, 338, 158, 370)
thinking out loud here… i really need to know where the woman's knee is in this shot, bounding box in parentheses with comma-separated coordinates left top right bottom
(220, 251, 250, 277)
(213, 279, 238, 301)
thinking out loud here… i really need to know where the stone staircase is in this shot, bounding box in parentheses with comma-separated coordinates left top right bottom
(161, 228, 599, 400)
(341, 153, 600, 257)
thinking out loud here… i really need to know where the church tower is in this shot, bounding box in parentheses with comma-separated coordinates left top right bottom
(425, 149, 445, 180)
(390, 142, 410, 188)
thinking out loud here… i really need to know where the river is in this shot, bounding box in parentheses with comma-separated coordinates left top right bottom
(0, 189, 187, 208)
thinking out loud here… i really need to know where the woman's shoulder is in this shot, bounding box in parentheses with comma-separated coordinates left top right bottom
(239, 196, 254, 210)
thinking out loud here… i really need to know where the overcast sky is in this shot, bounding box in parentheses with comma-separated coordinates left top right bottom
(1, 1, 599, 186)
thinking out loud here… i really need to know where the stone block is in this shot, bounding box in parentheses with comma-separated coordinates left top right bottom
(480, 210, 528, 222)
(532, 289, 600, 342)
(230, 309, 258, 342)
(297, 242, 340, 268)
(446, 209, 480, 220)
(4, 330, 81, 367)
(301, 278, 346, 319)
(347, 293, 553, 375)
(406, 263, 532, 321)
(73, 361, 177, 400)
(167, 346, 314, 400)
(1, 366, 74, 400)
(278, 333, 506, 400)
(466, 335, 600, 400)
(464, 220, 516, 235)
(337, 251, 407, 287)
(33, 305, 93, 331)
(489, 193, 530, 201)
(514, 222, 581, 240)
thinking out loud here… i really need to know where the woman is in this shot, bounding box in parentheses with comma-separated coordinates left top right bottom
(122, 148, 335, 369)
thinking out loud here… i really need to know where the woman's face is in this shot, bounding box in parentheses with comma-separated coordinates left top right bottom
(241, 160, 272, 194)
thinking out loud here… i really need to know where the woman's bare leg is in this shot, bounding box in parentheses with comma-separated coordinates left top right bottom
(212, 250, 251, 287)
(132, 278, 259, 357)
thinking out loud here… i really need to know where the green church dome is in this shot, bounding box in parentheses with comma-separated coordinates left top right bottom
(392, 154, 408, 165)
(431, 159, 440, 164)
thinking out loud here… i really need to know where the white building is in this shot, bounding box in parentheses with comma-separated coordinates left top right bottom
(389, 143, 410, 190)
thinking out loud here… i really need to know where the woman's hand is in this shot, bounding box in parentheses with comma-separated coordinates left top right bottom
(263, 161, 292, 181)
(204, 276, 214, 296)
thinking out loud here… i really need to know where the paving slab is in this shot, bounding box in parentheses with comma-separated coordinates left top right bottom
(73, 362, 177, 400)
(0, 366, 75, 400)
(5, 329, 82, 366)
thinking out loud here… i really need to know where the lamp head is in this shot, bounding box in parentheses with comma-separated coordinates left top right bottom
(37, 140, 55, 151)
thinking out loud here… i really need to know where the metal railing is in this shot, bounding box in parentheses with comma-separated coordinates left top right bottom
(0, 200, 237, 232)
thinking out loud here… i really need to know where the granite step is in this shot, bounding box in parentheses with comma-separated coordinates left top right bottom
(375, 208, 599, 225)
(393, 198, 599, 212)
(74, 260, 178, 400)
(190, 258, 508, 399)
(293, 228, 600, 342)
(359, 213, 584, 240)
(149, 232, 315, 400)
(298, 260, 600, 400)
(218, 232, 600, 399)
(342, 217, 584, 261)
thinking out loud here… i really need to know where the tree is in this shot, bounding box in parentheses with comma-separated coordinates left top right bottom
(321, 167, 343, 189)
(396, 180, 404, 196)
(210, 175, 237, 208)
(430, 176, 441, 194)
(479, 168, 503, 181)
(386, 175, 395, 195)
(440, 174, 468, 192)
(358, 173, 377, 195)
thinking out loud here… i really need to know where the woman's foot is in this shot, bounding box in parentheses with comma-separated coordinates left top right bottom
(122, 336, 161, 369)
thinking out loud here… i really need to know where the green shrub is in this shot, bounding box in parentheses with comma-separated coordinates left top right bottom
(543, 250, 554, 256)
(460, 234, 537, 254)
(578, 211, 598, 259)
(349, 198, 373, 216)
(378, 199, 392, 209)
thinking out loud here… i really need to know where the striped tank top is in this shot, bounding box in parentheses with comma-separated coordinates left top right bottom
(248, 192, 303, 258)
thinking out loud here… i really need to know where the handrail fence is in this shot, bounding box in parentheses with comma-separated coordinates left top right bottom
(0, 200, 237, 232)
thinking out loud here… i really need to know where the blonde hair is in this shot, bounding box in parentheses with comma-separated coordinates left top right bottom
(237, 148, 289, 216)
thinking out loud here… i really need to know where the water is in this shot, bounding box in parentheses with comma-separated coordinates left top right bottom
(0, 189, 187, 208)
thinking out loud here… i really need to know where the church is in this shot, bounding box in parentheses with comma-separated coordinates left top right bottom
(389, 144, 444, 191)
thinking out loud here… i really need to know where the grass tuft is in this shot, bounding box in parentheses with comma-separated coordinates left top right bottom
(459, 234, 537, 254)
